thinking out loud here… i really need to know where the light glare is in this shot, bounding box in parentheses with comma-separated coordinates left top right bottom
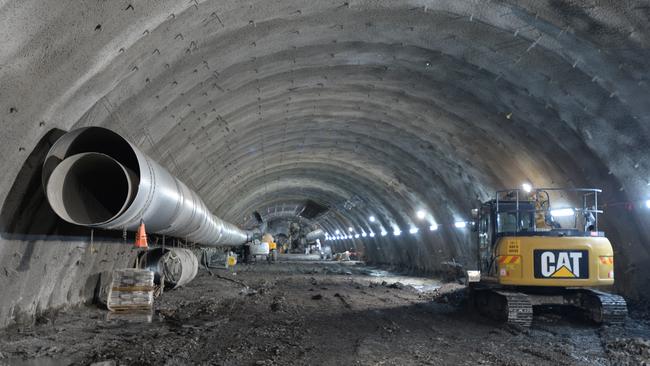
(522, 183, 532, 193)
(550, 208, 575, 217)
(369, 215, 376, 222)
(409, 226, 419, 234)
(416, 210, 426, 220)
(429, 223, 439, 231)
(454, 221, 467, 228)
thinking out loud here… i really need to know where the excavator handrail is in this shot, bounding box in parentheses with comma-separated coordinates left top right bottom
(494, 207, 603, 214)
(492, 187, 603, 233)
(495, 187, 602, 194)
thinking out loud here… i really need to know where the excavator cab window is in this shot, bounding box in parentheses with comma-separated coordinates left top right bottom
(495, 202, 535, 234)
(497, 211, 534, 233)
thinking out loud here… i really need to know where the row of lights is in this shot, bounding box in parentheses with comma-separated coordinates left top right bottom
(326, 198, 472, 241)
(325, 220, 468, 241)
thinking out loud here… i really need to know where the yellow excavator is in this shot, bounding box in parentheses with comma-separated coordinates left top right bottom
(468, 187, 627, 327)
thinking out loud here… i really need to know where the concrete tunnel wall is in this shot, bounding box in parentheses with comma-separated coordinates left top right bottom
(1, 0, 650, 327)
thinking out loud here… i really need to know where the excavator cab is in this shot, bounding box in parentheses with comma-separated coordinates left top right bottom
(476, 200, 536, 277)
(469, 188, 627, 326)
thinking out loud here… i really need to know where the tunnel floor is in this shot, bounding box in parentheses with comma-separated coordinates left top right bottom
(1, 257, 649, 366)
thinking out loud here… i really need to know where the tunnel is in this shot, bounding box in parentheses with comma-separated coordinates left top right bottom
(1, 1, 650, 364)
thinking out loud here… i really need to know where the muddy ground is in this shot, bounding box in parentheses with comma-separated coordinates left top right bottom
(0, 257, 649, 366)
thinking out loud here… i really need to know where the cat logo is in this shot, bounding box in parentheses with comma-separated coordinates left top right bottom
(533, 250, 589, 279)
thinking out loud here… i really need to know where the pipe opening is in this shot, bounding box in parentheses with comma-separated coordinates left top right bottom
(46, 153, 136, 226)
(67, 127, 140, 175)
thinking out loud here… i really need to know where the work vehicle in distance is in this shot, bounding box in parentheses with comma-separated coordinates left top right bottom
(468, 187, 627, 327)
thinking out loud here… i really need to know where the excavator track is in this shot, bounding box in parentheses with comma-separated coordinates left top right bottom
(580, 289, 627, 325)
(496, 291, 533, 327)
(473, 289, 533, 327)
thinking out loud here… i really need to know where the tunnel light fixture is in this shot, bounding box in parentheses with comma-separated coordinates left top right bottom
(454, 221, 467, 229)
(369, 215, 376, 222)
(369, 232, 375, 238)
(409, 226, 419, 234)
(646, 199, 650, 209)
(348, 227, 354, 232)
(335, 229, 340, 235)
(393, 228, 402, 236)
(522, 183, 532, 193)
(416, 210, 426, 220)
(429, 223, 439, 231)
(354, 234, 360, 239)
(380, 230, 388, 237)
(550, 208, 575, 217)
(361, 232, 367, 237)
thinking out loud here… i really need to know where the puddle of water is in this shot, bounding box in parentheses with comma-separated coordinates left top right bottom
(410, 284, 442, 293)
(363, 267, 441, 293)
(366, 269, 391, 277)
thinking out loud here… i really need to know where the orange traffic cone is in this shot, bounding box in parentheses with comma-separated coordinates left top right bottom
(135, 220, 148, 249)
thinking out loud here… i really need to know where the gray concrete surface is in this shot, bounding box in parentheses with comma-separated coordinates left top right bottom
(1, 0, 650, 326)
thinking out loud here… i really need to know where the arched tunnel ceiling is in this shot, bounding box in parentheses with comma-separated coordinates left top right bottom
(2, 1, 650, 293)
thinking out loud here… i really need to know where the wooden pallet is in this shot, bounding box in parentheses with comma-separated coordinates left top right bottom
(107, 269, 155, 312)
(109, 306, 154, 313)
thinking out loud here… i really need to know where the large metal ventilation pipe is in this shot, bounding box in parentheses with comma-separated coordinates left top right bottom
(42, 127, 252, 247)
(138, 248, 199, 289)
